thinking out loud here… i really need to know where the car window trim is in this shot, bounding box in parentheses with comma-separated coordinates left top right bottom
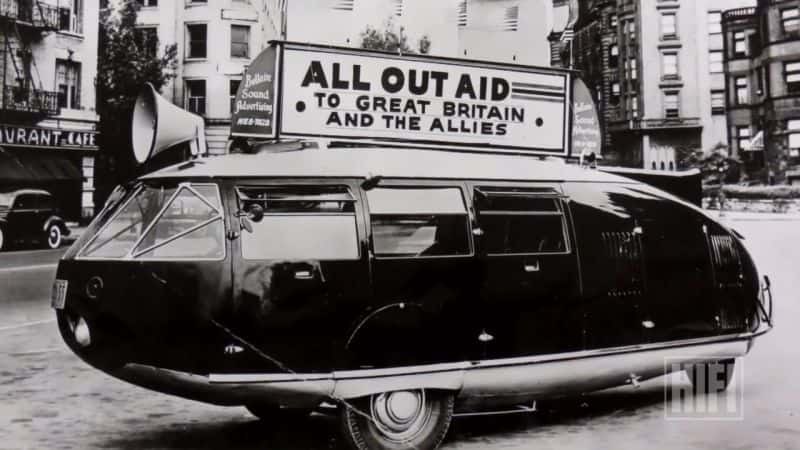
(76, 184, 144, 258)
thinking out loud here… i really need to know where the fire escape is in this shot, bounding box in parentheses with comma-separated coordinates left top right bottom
(0, 0, 61, 122)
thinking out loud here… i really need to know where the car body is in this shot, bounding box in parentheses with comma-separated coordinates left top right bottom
(0, 189, 70, 251)
(52, 147, 774, 448)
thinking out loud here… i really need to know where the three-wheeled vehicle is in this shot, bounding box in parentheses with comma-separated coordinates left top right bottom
(53, 43, 773, 450)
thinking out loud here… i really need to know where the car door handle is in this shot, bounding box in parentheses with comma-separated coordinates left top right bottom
(294, 270, 314, 280)
(524, 260, 540, 273)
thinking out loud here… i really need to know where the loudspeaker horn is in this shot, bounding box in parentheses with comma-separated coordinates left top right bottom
(132, 83, 207, 164)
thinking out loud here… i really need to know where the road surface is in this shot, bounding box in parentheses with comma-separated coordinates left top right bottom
(0, 215, 798, 449)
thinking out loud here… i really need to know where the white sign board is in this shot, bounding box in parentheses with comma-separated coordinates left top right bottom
(278, 44, 571, 156)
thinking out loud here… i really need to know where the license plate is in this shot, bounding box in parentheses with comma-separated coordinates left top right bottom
(51, 279, 68, 310)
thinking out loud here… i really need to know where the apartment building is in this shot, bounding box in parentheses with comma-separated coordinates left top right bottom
(558, 0, 755, 169)
(723, 1, 800, 183)
(0, 0, 99, 221)
(130, 0, 281, 154)
(129, 0, 554, 154)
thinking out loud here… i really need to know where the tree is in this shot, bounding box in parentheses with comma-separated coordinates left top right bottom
(360, 18, 431, 54)
(680, 143, 742, 185)
(95, 0, 178, 209)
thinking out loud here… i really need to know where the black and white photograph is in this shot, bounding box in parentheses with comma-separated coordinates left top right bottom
(0, 0, 796, 449)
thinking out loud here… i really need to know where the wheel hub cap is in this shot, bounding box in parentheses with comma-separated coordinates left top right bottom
(371, 390, 429, 442)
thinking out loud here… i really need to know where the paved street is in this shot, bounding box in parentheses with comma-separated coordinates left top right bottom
(0, 214, 798, 450)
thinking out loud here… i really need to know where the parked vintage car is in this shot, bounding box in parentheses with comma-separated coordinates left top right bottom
(0, 189, 70, 251)
(53, 147, 773, 450)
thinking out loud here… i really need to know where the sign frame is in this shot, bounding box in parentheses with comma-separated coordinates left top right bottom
(232, 41, 582, 158)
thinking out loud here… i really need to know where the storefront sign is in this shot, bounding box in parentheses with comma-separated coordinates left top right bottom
(232, 42, 575, 156)
(0, 124, 98, 150)
(230, 46, 278, 138)
(571, 78, 602, 158)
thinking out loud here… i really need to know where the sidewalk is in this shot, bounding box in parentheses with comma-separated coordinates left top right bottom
(706, 210, 800, 221)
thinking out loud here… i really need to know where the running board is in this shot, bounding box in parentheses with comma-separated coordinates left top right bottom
(455, 401, 537, 418)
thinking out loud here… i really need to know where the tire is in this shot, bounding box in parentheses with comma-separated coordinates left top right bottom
(45, 224, 62, 249)
(245, 404, 311, 422)
(340, 389, 454, 450)
(0, 226, 4, 251)
(687, 359, 736, 394)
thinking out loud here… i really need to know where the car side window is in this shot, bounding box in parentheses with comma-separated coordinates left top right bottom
(13, 194, 31, 210)
(366, 187, 471, 258)
(475, 187, 570, 255)
(238, 185, 359, 261)
(38, 195, 54, 211)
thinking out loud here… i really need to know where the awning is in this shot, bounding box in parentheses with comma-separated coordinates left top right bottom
(0, 147, 82, 184)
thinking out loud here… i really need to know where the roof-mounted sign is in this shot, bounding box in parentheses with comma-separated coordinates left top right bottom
(232, 41, 583, 157)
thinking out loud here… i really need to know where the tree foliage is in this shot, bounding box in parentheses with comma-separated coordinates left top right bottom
(360, 18, 431, 54)
(95, 0, 177, 206)
(680, 142, 742, 185)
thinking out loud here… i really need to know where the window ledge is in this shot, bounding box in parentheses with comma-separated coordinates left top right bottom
(184, 58, 209, 63)
(57, 31, 84, 39)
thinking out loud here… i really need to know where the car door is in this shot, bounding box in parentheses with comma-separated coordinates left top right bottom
(473, 184, 583, 359)
(10, 194, 36, 239)
(228, 180, 372, 372)
(363, 182, 481, 367)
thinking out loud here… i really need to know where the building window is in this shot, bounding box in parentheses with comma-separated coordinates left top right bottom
(660, 13, 677, 39)
(457, 0, 468, 28)
(609, 14, 618, 28)
(186, 24, 207, 59)
(711, 90, 725, 114)
(625, 20, 636, 40)
(55, 59, 81, 110)
(231, 25, 250, 58)
(662, 52, 678, 79)
(708, 11, 721, 34)
(611, 82, 621, 106)
(135, 27, 158, 57)
(185, 79, 206, 116)
(785, 61, 800, 93)
(136, 0, 158, 6)
(59, 0, 83, 34)
(789, 119, 800, 156)
(733, 31, 747, 57)
(609, 44, 619, 67)
(332, 0, 355, 11)
(502, 5, 519, 31)
(757, 66, 765, 96)
(625, 58, 637, 80)
(736, 126, 751, 152)
(629, 95, 639, 119)
(782, 8, 800, 34)
(664, 91, 679, 118)
(230, 79, 241, 115)
(709, 50, 723, 73)
(735, 76, 749, 105)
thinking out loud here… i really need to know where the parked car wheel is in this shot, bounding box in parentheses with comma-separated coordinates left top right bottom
(339, 389, 454, 450)
(45, 224, 62, 249)
(687, 359, 736, 394)
(0, 226, 4, 251)
(245, 404, 312, 423)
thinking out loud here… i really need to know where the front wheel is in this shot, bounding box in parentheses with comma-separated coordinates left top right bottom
(687, 359, 736, 394)
(0, 226, 4, 251)
(339, 389, 454, 450)
(45, 224, 62, 249)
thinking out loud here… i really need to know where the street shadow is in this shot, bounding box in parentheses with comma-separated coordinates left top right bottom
(102, 413, 344, 450)
(101, 385, 671, 449)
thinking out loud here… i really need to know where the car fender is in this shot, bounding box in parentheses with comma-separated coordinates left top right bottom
(43, 216, 71, 236)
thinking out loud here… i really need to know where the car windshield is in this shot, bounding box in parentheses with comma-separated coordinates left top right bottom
(79, 182, 224, 259)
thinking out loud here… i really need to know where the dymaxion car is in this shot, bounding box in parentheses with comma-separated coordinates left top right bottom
(53, 43, 773, 450)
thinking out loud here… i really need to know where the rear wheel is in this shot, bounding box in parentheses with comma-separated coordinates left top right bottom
(339, 389, 454, 450)
(687, 359, 736, 394)
(45, 224, 62, 249)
